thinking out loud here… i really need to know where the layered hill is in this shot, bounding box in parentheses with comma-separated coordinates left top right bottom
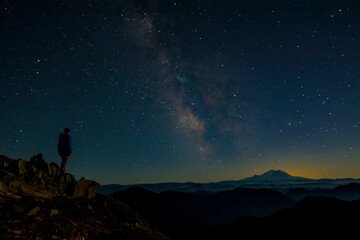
(192, 197, 360, 240)
(160, 187, 296, 224)
(287, 182, 360, 201)
(110, 186, 296, 239)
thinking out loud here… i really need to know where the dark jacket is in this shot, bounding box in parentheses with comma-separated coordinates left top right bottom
(58, 133, 72, 156)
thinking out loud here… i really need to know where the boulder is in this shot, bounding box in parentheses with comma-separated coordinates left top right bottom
(0, 155, 11, 168)
(50, 209, 59, 217)
(27, 206, 40, 216)
(73, 177, 100, 199)
(6, 158, 26, 178)
(30, 153, 45, 165)
(0, 169, 17, 193)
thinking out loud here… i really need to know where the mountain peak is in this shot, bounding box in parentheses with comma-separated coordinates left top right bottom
(241, 169, 304, 183)
(262, 169, 291, 177)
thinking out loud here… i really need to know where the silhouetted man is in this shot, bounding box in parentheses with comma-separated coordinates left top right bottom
(58, 128, 72, 174)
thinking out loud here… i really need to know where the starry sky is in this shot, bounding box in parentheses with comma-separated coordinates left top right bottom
(1, 0, 360, 184)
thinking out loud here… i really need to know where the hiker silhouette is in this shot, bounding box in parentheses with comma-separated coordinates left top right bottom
(57, 128, 72, 174)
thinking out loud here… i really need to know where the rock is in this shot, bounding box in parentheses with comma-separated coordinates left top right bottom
(50, 209, 59, 217)
(34, 216, 43, 222)
(73, 177, 100, 199)
(0, 169, 16, 183)
(50, 162, 59, 169)
(49, 162, 60, 176)
(8, 229, 22, 235)
(27, 206, 40, 216)
(6, 158, 26, 178)
(0, 154, 100, 199)
(35, 170, 43, 179)
(30, 153, 45, 166)
(0, 169, 17, 193)
(12, 204, 25, 214)
(0, 155, 10, 168)
(75, 233, 85, 240)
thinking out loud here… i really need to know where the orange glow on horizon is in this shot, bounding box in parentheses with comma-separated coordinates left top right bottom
(232, 153, 360, 181)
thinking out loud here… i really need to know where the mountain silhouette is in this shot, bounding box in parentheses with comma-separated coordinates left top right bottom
(192, 196, 360, 240)
(100, 169, 360, 194)
(110, 187, 209, 237)
(240, 169, 312, 184)
(161, 187, 295, 225)
(111, 185, 296, 238)
(287, 182, 360, 201)
(253, 169, 292, 179)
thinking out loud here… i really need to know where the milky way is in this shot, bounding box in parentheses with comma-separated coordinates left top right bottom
(1, 1, 360, 184)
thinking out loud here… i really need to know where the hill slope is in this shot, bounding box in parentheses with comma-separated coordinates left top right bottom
(192, 197, 360, 240)
(161, 187, 296, 224)
(111, 185, 296, 239)
(287, 182, 360, 201)
(0, 154, 167, 240)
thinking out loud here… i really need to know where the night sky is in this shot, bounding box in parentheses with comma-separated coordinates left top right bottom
(1, 0, 360, 184)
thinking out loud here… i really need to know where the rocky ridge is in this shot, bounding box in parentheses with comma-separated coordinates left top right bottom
(0, 153, 99, 199)
(0, 154, 167, 240)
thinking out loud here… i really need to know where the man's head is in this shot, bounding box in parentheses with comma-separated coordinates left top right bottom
(64, 128, 71, 134)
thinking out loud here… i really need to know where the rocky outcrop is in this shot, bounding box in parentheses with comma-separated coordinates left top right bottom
(0, 154, 167, 240)
(0, 153, 99, 199)
(0, 190, 168, 240)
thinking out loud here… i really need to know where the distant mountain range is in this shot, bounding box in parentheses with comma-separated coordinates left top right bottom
(111, 186, 296, 238)
(99, 169, 360, 194)
(109, 181, 360, 239)
(287, 182, 360, 201)
(192, 197, 360, 240)
(98, 168, 360, 239)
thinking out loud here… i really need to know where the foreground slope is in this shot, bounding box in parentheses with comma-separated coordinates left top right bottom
(0, 193, 167, 240)
(0, 154, 167, 240)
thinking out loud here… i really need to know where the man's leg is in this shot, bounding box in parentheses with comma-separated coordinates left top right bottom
(60, 155, 69, 174)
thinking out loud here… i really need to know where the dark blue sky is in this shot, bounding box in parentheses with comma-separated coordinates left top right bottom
(1, 0, 360, 184)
